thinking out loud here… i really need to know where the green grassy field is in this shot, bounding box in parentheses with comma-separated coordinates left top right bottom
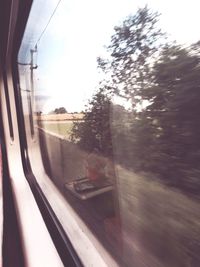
(41, 121, 73, 138)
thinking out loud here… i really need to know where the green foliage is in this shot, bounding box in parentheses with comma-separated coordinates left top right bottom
(98, 5, 165, 104)
(71, 89, 113, 157)
(139, 44, 200, 191)
(111, 43, 200, 193)
(98, 6, 200, 194)
(49, 107, 67, 114)
(71, 5, 200, 194)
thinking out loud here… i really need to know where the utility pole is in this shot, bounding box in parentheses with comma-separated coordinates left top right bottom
(29, 46, 38, 136)
(30, 46, 38, 93)
(18, 47, 38, 137)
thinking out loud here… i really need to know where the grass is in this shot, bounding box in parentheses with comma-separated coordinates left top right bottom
(115, 166, 200, 267)
(41, 121, 73, 138)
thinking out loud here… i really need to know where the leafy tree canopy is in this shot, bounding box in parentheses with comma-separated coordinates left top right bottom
(98, 5, 165, 106)
(71, 6, 200, 194)
(71, 89, 113, 157)
(49, 107, 67, 114)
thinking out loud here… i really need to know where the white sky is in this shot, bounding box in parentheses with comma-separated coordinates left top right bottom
(28, 0, 200, 113)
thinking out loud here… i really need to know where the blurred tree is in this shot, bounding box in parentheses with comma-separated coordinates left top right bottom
(139, 43, 200, 191)
(49, 107, 67, 114)
(71, 5, 200, 194)
(95, 6, 167, 170)
(72, 6, 165, 157)
(71, 88, 113, 157)
(98, 5, 165, 106)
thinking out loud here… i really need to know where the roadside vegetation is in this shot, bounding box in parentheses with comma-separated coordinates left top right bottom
(71, 6, 200, 196)
(68, 7, 200, 266)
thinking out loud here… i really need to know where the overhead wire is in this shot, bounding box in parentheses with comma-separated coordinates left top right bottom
(18, 0, 62, 67)
(34, 0, 62, 48)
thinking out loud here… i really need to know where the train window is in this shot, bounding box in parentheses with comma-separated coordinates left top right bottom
(18, 0, 200, 266)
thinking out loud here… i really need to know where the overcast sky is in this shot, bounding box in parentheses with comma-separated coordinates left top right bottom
(20, 0, 200, 113)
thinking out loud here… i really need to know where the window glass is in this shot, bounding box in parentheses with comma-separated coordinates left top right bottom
(18, 0, 200, 266)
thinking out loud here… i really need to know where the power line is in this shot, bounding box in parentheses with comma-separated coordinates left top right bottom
(18, 0, 62, 67)
(34, 0, 62, 48)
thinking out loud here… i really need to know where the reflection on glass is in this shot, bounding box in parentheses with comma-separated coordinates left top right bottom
(18, 0, 200, 266)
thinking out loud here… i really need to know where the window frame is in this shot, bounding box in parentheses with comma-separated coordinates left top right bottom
(12, 1, 119, 267)
(11, 1, 84, 266)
